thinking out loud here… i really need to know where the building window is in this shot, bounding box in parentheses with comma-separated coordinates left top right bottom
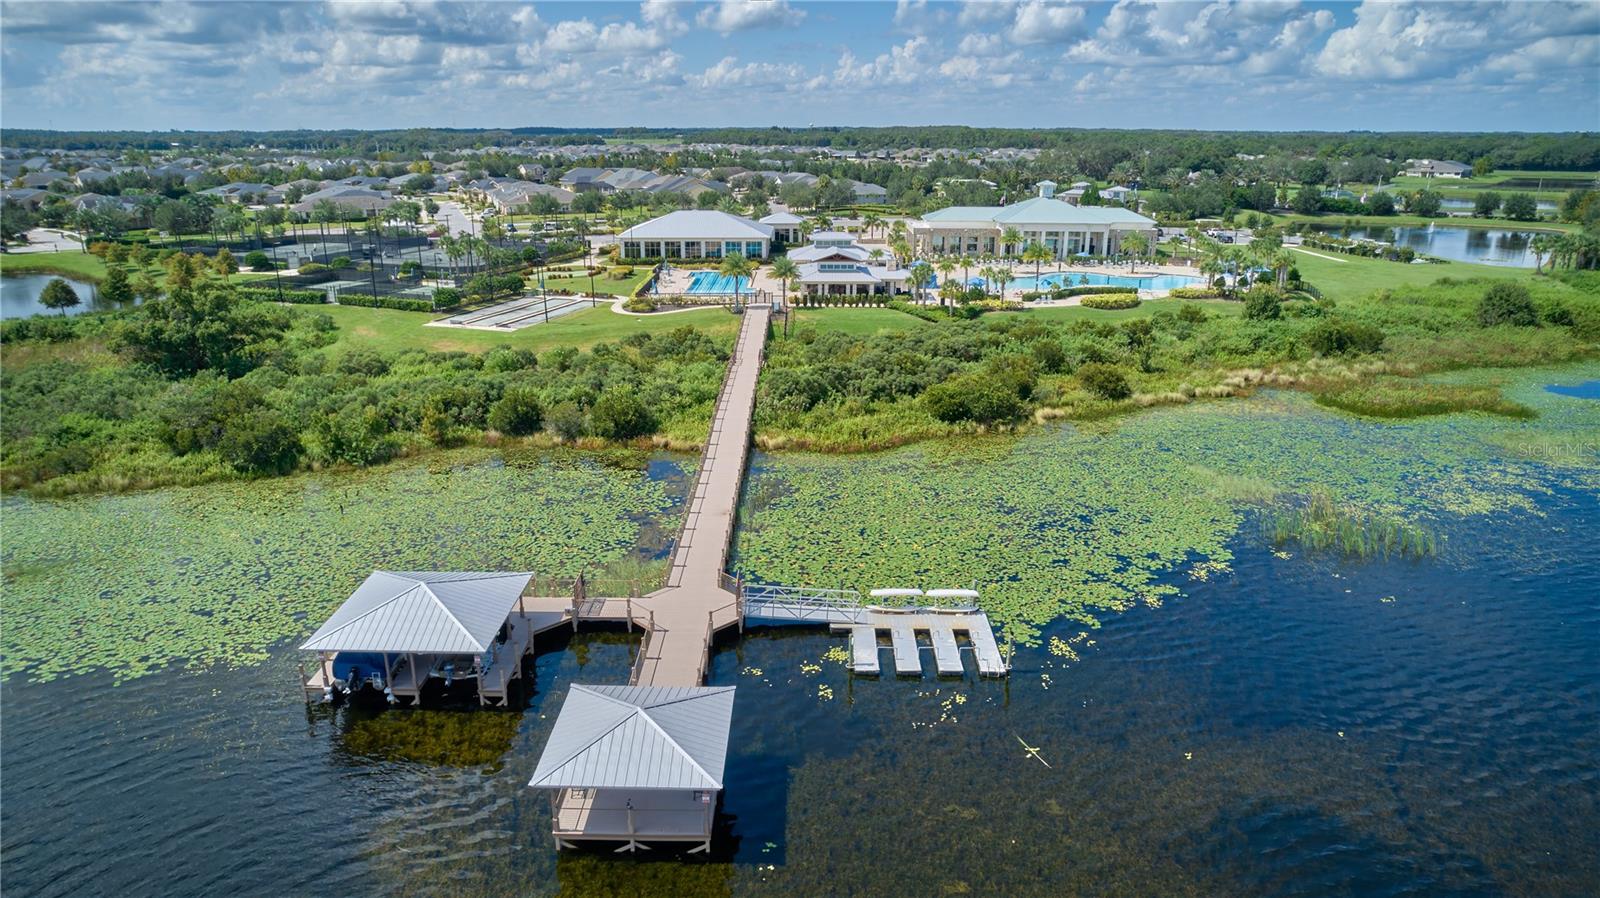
(706, 243, 722, 258)
(724, 241, 742, 257)
(643, 241, 662, 258)
(746, 241, 763, 258)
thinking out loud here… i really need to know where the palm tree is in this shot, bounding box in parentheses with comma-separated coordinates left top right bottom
(862, 212, 884, 240)
(869, 247, 885, 265)
(890, 238, 911, 267)
(811, 212, 832, 234)
(1001, 226, 1023, 258)
(1530, 233, 1555, 273)
(770, 255, 798, 303)
(888, 219, 907, 246)
(960, 254, 975, 289)
(1272, 248, 1295, 289)
(720, 251, 754, 307)
(935, 258, 956, 308)
(440, 234, 463, 281)
(908, 261, 935, 306)
(1022, 241, 1052, 285)
(1121, 232, 1150, 266)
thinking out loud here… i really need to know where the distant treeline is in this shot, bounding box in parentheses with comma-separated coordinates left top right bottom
(4, 126, 1597, 171)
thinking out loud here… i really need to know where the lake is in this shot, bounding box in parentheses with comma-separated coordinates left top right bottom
(1306, 223, 1545, 267)
(2, 368, 1597, 896)
(0, 273, 118, 318)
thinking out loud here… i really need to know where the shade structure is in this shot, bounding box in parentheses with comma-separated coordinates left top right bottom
(869, 588, 924, 598)
(299, 571, 532, 655)
(529, 685, 736, 791)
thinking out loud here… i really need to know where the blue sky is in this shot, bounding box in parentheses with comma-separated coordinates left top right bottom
(2, 1, 1596, 133)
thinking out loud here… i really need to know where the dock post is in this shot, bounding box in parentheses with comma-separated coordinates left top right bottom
(626, 597, 633, 632)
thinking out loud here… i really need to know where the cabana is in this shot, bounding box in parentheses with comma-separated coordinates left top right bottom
(529, 684, 736, 852)
(300, 571, 533, 705)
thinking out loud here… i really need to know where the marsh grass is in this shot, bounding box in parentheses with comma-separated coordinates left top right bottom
(341, 709, 522, 768)
(1314, 376, 1536, 420)
(1264, 490, 1438, 559)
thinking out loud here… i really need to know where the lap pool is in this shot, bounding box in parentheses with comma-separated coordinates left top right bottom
(1004, 271, 1201, 292)
(686, 271, 752, 294)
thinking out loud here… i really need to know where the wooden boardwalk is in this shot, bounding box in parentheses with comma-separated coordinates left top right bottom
(628, 306, 771, 687)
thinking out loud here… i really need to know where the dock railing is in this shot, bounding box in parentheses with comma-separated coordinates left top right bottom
(742, 583, 866, 624)
(628, 610, 659, 685)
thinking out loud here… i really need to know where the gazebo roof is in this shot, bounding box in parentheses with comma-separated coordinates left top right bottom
(529, 685, 736, 791)
(299, 571, 531, 655)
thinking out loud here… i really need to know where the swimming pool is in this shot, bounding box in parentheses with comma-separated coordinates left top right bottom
(686, 271, 752, 294)
(1003, 271, 1202, 292)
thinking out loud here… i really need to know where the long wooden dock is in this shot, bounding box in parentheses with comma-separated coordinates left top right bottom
(628, 305, 771, 687)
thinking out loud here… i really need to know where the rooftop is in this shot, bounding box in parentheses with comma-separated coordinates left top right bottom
(529, 685, 736, 791)
(300, 571, 531, 655)
(619, 210, 773, 241)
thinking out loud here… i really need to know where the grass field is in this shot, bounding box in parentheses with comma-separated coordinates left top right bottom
(1010, 298, 1242, 322)
(790, 307, 928, 335)
(536, 269, 651, 296)
(1288, 250, 1536, 301)
(0, 251, 111, 280)
(318, 303, 740, 355)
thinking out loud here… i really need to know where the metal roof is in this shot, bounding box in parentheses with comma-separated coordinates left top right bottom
(299, 571, 531, 655)
(618, 210, 774, 241)
(921, 197, 1153, 227)
(529, 685, 736, 791)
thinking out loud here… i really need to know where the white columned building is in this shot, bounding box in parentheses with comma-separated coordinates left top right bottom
(908, 182, 1157, 260)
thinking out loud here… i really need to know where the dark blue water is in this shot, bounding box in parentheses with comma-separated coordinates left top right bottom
(0, 273, 112, 318)
(3, 476, 1595, 896)
(1547, 380, 1600, 400)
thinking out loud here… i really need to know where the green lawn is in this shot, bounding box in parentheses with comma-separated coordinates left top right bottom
(317, 303, 740, 355)
(1289, 249, 1536, 301)
(0, 251, 109, 281)
(790, 307, 928, 336)
(537, 269, 652, 296)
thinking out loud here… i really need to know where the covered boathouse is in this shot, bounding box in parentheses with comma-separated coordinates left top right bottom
(529, 684, 736, 852)
(300, 570, 555, 706)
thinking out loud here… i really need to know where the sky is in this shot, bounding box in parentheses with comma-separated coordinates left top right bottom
(1, 0, 1597, 134)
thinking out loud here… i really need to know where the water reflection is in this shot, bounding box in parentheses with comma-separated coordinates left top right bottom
(1308, 224, 1539, 267)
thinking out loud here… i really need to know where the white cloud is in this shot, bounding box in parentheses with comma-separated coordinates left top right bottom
(1009, 1, 1088, 45)
(693, 55, 805, 88)
(696, 0, 805, 34)
(834, 36, 933, 86)
(958, 1, 1020, 26)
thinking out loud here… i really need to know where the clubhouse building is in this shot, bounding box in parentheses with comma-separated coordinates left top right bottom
(907, 181, 1157, 259)
(790, 231, 910, 298)
(617, 210, 773, 260)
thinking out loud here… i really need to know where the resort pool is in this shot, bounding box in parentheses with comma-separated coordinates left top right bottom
(686, 271, 752, 295)
(1002, 271, 1202, 292)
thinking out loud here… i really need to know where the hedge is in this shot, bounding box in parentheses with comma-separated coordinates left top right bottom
(1167, 286, 1228, 300)
(335, 293, 434, 312)
(236, 286, 327, 304)
(887, 299, 950, 321)
(1079, 293, 1142, 310)
(1058, 285, 1137, 298)
(433, 287, 463, 307)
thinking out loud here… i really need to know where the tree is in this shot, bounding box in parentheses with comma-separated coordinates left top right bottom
(719, 252, 754, 306)
(935, 258, 957, 307)
(218, 410, 302, 474)
(1291, 187, 1322, 216)
(924, 372, 1026, 424)
(39, 278, 81, 315)
(1243, 286, 1283, 320)
(1366, 191, 1396, 216)
(908, 261, 935, 305)
(1501, 193, 1538, 221)
(1022, 241, 1052, 282)
(244, 250, 272, 271)
(1410, 189, 1442, 217)
(113, 280, 291, 377)
(1472, 157, 1494, 177)
(1001, 226, 1023, 258)
(1076, 363, 1132, 400)
(102, 265, 134, 304)
(572, 191, 604, 214)
(589, 389, 656, 440)
(1530, 233, 1555, 273)
(1293, 159, 1329, 186)
(214, 247, 238, 281)
(769, 255, 799, 300)
(1121, 232, 1149, 262)
(1473, 191, 1502, 217)
(1476, 282, 1537, 327)
(861, 212, 884, 239)
(488, 388, 544, 435)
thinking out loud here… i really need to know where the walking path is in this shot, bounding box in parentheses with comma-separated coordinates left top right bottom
(627, 305, 771, 686)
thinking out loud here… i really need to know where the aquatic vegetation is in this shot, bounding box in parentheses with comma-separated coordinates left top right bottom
(1315, 376, 1536, 420)
(737, 365, 1599, 644)
(340, 709, 522, 769)
(0, 451, 679, 682)
(1264, 490, 1438, 560)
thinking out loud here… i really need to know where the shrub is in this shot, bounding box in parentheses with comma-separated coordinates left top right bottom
(244, 251, 272, 271)
(1076, 362, 1132, 400)
(1242, 287, 1283, 320)
(1168, 286, 1226, 300)
(1030, 339, 1067, 373)
(1476, 282, 1537, 327)
(336, 293, 434, 312)
(336, 348, 391, 377)
(235, 286, 326, 304)
(432, 287, 462, 308)
(488, 388, 544, 435)
(217, 410, 302, 474)
(1059, 285, 1138, 299)
(623, 294, 658, 312)
(545, 401, 586, 441)
(1304, 318, 1386, 356)
(1079, 293, 1142, 310)
(330, 256, 352, 269)
(589, 389, 656, 440)
(483, 346, 538, 372)
(610, 265, 634, 279)
(924, 372, 1027, 424)
(296, 262, 329, 274)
